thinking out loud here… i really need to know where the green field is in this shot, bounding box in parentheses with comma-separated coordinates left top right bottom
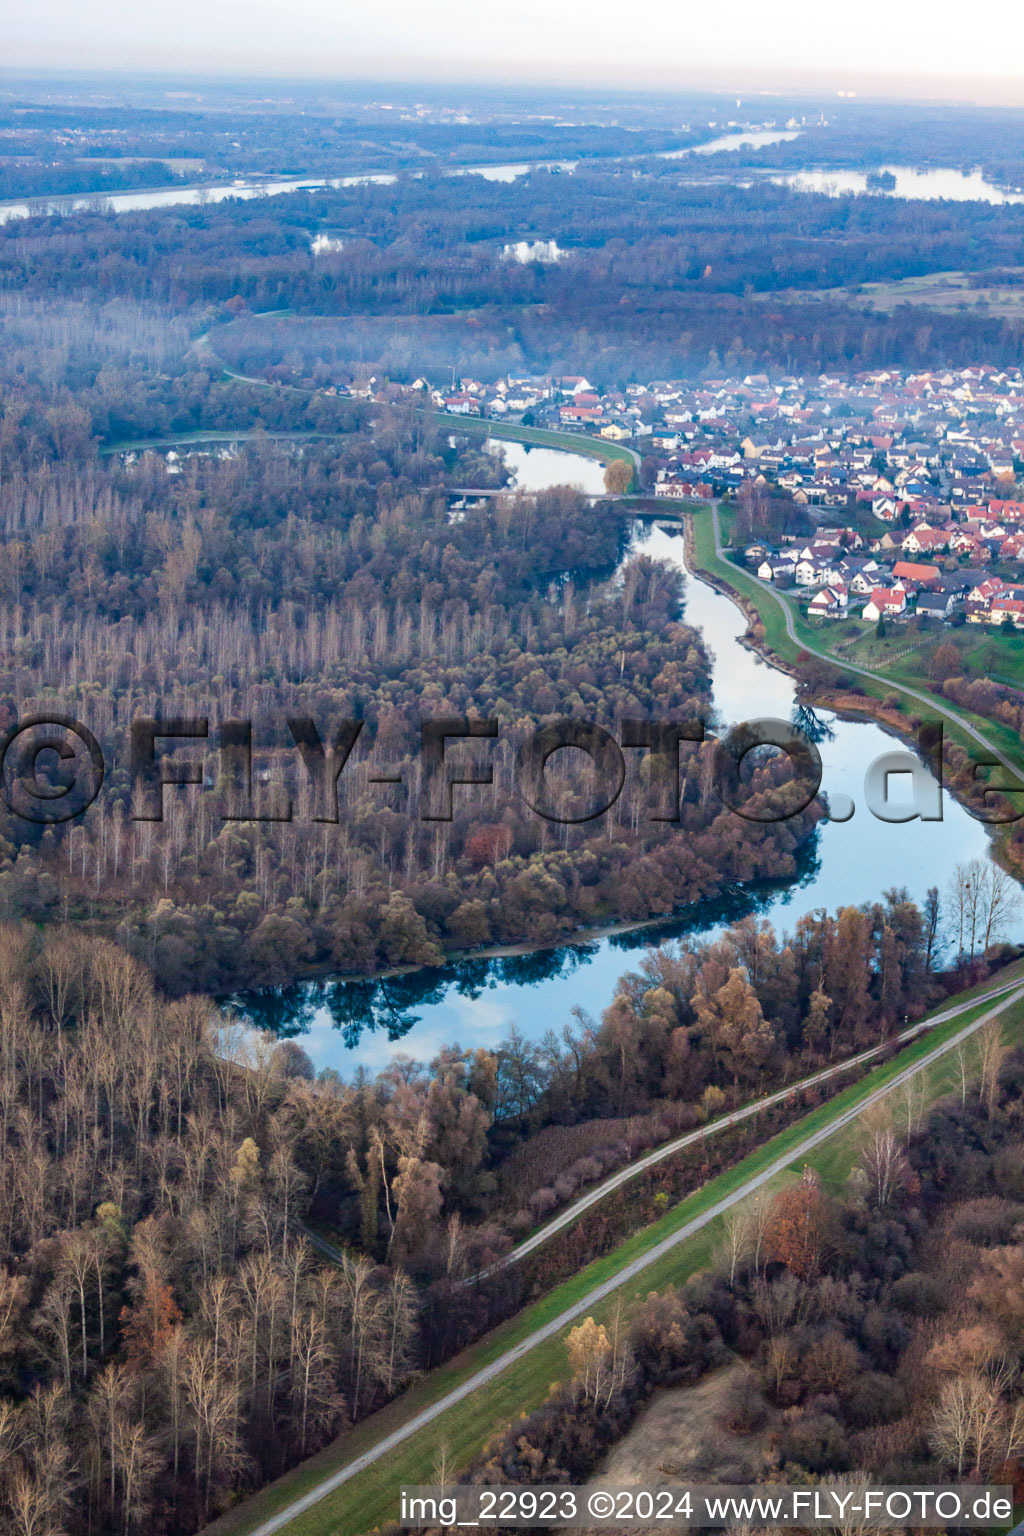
(783, 268, 1024, 319)
(209, 971, 1024, 1536)
(689, 505, 1024, 797)
(805, 615, 1024, 691)
(689, 504, 829, 662)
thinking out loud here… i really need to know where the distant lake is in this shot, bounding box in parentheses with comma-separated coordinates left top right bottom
(774, 164, 1024, 204)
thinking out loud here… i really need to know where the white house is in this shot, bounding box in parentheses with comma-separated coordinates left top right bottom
(808, 585, 848, 617)
(862, 589, 907, 622)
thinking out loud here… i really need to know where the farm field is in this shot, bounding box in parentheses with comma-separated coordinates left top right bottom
(783, 268, 1024, 317)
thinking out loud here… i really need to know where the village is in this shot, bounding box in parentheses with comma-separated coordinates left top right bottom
(395, 362, 1024, 631)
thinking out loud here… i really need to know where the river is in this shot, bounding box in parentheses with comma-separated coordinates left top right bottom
(0, 159, 578, 225)
(0, 131, 803, 225)
(231, 447, 1003, 1075)
(660, 129, 802, 158)
(490, 439, 610, 496)
(26, 129, 1024, 228)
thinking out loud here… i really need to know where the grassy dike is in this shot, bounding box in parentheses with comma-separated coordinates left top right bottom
(210, 973, 1024, 1536)
(687, 504, 1024, 791)
(101, 412, 638, 488)
(427, 409, 638, 485)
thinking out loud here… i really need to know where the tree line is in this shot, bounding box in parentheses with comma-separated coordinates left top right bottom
(0, 927, 418, 1535)
(463, 1031, 1024, 1505)
(0, 877, 1015, 1531)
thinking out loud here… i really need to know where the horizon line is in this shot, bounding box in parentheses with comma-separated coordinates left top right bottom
(4, 61, 1024, 110)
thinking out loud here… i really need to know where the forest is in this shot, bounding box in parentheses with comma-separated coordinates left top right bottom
(0, 295, 823, 991)
(0, 89, 710, 198)
(6, 147, 1024, 381)
(0, 876, 1010, 1535)
(4, 76, 1024, 1535)
(470, 1031, 1024, 1506)
(4, 118, 1024, 986)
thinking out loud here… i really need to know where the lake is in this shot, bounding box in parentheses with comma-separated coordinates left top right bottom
(772, 165, 1024, 204)
(232, 455, 1003, 1075)
(489, 439, 610, 496)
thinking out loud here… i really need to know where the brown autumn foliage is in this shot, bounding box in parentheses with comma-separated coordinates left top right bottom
(467, 1047, 1024, 1499)
(763, 1168, 829, 1279)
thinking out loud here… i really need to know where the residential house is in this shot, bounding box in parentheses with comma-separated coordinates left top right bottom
(891, 561, 942, 588)
(757, 557, 797, 584)
(969, 576, 1010, 606)
(808, 585, 848, 617)
(862, 589, 908, 622)
(916, 592, 956, 620)
(443, 393, 482, 416)
(989, 597, 1024, 628)
(901, 527, 949, 556)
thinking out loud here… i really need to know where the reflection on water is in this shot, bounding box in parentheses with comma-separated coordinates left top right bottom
(661, 129, 803, 158)
(490, 439, 609, 496)
(229, 850, 822, 1063)
(231, 514, 1005, 1073)
(773, 164, 1024, 204)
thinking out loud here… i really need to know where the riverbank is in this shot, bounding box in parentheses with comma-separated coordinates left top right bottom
(225, 885, 749, 999)
(234, 515, 1006, 1070)
(206, 975, 1024, 1536)
(685, 502, 1024, 879)
(99, 387, 639, 488)
(682, 509, 798, 678)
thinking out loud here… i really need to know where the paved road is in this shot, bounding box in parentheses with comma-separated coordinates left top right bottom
(491, 969, 1024, 1272)
(100, 429, 353, 454)
(709, 505, 1024, 790)
(300, 969, 1024, 1282)
(235, 979, 1024, 1536)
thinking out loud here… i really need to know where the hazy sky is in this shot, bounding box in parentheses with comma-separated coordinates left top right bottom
(7, 0, 1024, 99)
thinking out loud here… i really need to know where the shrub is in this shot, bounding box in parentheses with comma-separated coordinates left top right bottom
(845, 1371, 907, 1429)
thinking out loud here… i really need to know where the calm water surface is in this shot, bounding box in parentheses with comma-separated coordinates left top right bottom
(232, 464, 1002, 1074)
(0, 134, 805, 224)
(0, 160, 576, 224)
(6, 142, 1015, 226)
(661, 129, 802, 158)
(490, 439, 609, 496)
(773, 165, 1024, 204)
